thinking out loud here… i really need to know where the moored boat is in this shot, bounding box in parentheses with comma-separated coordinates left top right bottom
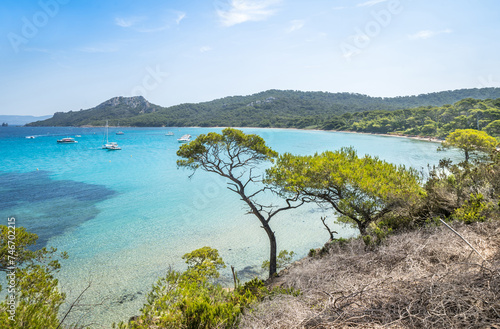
(177, 134, 191, 143)
(102, 120, 121, 150)
(57, 137, 78, 143)
(103, 142, 121, 150)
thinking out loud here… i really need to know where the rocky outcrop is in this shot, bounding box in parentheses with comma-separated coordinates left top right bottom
(95, 96, 157, 114)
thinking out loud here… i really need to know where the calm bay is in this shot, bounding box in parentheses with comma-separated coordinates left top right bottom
(0, 126, 459, 325)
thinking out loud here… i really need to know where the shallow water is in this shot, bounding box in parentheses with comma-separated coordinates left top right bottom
(0, 126, 459, 326)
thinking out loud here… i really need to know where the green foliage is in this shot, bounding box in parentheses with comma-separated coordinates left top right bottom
(27, 89, 500, 129)
(453, 193, 488, 224)
(332, 237, 350, 247)
(362, 235, 372, 246)
(364, 222, 393, 246)
(322, 97, 500, 138)
(266, 147, 424, 236)
(308, 249, 317, 257)
(236, 278, 267, 299)
(423, 140, 500, 226)
(0, 226, 65, 272)
(176, 128, 277, 171)
(116, 247, 265, 329)
(261, 250, 295, 272)
(0, 265, 66, 329)
(177, 127, 300, 278)
(0, 226, 67, 329)
(182, 246, 226, 281)
(439, 129, 498, 162)
(125, 269, 245, 329)
(424, 159, 470, 217)
(268, 286, 302, 298)
(116, 246, 303, 328)
(484, 120, 500, 137)
(27, 96, 163, 127)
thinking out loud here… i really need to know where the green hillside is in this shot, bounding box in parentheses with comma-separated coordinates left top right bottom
(323, 97, 500, 138)
(27, 88, 500, 128)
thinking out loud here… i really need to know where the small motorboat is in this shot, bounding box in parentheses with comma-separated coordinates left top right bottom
(177, 134, 191, 143)
(26, 136, 35, 139)
(165, 132, 174, 136)
(116, 131, 124, 135)
(57, 137, 78, 143)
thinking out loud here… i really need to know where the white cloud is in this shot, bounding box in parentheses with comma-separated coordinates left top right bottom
(78, 46, 118, 53)
(199, 46, 212, 53)
(175, 12, 186, 25)
(114, 16, 144, 28)
(356, 0, 388, 7)
(409, 28, 452, 40)
(286, 19, 305, 33)
(217, 0, 282, 27)
(135, 24, 170, 33)
(115, 14, 178, 33)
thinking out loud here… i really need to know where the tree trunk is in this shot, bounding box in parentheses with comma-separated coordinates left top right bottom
(262, 222, 277, 278)
(358, 222, 368, 236)
(236, 182, 278, 278)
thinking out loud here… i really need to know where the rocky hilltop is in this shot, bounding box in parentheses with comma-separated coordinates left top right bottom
(28, 96, 164, 127)
(95, 96, 157, 114)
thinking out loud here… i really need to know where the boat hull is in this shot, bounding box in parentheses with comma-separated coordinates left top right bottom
(57, 138, 77, 143)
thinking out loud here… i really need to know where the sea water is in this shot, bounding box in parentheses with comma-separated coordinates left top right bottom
(0, 126, 459, 326)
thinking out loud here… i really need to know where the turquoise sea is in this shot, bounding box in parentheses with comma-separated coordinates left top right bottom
(0, 126, 459, 326)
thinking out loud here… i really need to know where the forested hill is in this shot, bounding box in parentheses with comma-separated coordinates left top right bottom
(27, 88, 500, 128)
(322, 97, 500, 138)
(27, 96, 163, 127)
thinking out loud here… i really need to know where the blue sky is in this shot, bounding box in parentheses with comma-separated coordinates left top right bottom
(1, 0, 500, 116)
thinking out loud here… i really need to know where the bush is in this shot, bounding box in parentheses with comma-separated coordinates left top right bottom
(308, 248, 317, 257)
(453, 193, 489, 223)
(261, 250, 295, 272)
(115, 247, 263, 329)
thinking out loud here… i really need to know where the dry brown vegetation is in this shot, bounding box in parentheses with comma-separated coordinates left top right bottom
(239, 220, 500, 329)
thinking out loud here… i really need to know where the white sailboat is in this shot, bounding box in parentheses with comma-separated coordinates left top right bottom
(102, 120, 121, 150)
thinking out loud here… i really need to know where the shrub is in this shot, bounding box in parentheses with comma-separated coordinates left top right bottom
(116, 247, 262, 329)
(453, 193, 489, 223)
(261, 250, 295, 272)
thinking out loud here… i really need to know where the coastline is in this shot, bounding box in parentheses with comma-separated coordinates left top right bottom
(20, 124, 446, 144)
(218, 126, 445, 144)
(332, 130, 444, 143)
(6, 125, 453, 326)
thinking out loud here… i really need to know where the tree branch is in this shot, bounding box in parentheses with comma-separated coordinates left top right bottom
(56, 281, 92, 329)
(321, 216, 338, 241)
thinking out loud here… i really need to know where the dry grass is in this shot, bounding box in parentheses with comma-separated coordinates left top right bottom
(239, 220, 500, 329)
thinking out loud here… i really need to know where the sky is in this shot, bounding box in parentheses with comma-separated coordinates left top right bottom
(1, 0, 500, 116)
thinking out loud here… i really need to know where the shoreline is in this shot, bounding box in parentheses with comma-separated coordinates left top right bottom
(218, 126, 445, 144)
(332, 130, 444, 143)
(19, 124, 445, 143)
